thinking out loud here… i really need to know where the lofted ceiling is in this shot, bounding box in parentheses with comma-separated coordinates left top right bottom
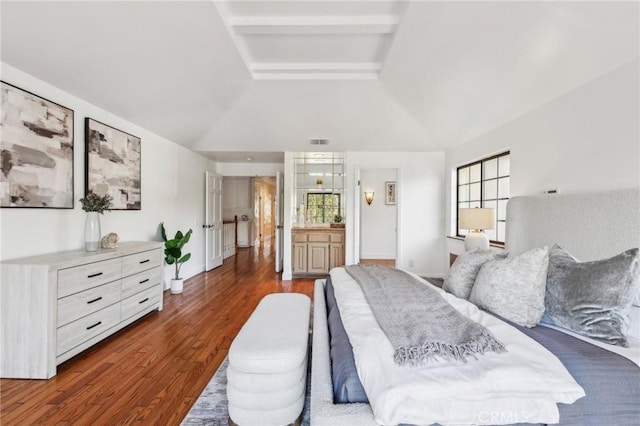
(1, 1, 638, 163)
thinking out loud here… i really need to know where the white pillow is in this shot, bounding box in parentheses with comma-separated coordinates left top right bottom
(470, 247, 549, 328)
(443, 249, 507, 300)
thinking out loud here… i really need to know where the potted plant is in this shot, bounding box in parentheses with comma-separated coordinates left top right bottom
(331, 213, 345, 228)
(160, 222, 193, 294)
(79, 192, 113, 251)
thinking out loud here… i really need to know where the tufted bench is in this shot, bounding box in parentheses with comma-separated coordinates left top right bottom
(227, 293, 311, 426)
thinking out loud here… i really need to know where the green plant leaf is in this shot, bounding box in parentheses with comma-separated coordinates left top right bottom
(178, 253, 191, 264)
(175, 231, 183, 240)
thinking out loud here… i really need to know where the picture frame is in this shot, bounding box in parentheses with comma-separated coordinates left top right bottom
(85, 118, 141, 210)
(0, 81, 74, 208)
(385, 181, 396, 205)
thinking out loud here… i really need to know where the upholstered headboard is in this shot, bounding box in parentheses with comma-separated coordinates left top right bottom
(506, 188, 640, 260)
(505, 188, 640, 339)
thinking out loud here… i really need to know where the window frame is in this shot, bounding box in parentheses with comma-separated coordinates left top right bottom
(306, 192, 341, 224)
(456, 151, 510, 244)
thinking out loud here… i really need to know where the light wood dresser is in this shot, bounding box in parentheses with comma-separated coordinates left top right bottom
(1, 241, 163, 379)
(292, 227, 345, 277)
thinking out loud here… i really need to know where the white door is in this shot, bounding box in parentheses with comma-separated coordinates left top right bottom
(205, 171, 223, 271)
(275, 171, 284, 272)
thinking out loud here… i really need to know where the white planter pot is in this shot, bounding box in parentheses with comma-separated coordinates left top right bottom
(171, 278, 184, 294)
(84, 212, 101, 252)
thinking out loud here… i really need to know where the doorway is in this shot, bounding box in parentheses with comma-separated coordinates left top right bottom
(358, 168, 398, 267)
(253, 177, 277, 248)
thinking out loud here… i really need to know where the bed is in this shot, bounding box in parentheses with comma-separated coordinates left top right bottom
(310, 188, 640, 425)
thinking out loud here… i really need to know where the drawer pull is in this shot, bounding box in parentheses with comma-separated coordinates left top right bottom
(139, 279, 149, 284)
(139, 259, 150, 264)
(139, 298, 149, 304)
(87, 297, 103, 304)
(86, 321, 102, 330)
(87, 272, 103, 278)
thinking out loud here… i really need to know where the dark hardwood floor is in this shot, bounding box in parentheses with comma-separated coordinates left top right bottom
(0, 243, 315, 425)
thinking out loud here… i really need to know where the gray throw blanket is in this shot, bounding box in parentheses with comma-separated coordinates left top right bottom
(345, 264, 506, 366)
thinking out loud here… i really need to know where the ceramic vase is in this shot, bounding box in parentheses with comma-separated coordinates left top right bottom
(171, 278, 184, 294)
(84, 212, 101, 251)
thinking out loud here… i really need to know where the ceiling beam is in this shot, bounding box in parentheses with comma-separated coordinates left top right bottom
(230, 15, 399, 34)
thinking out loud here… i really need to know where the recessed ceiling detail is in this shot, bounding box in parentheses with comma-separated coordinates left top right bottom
(214, 1, 407, 80)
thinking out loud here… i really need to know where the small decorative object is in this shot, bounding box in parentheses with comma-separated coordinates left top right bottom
(364, 191, 375, 205)
(85, 118, 141, 210)
(161, 222, 193, 294)
(459, 207, 495, 251)
(1, 81, 74, 208)
(316, 177, 324, 188)
(101, 232, 119, 249)
(331, 214, 345, 228)
(241, 215, 249, 221)
(79, 192, 113, 251)
(385, 182, 396, 205)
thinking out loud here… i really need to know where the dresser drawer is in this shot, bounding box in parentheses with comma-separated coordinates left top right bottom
(121, 286, 160, 321)
(307, 233, 330, 243)
(293, 232, 307, 243)
(122, 249, 162, 277)
(121, 268, 161, 299)
(58, 258, 121, 298)
(57, 280, 121, 327)
(57, 302, 121, 356)
(330, 232, 344, 243)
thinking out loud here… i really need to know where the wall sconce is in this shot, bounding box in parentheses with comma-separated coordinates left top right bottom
(364, 191, 374, 205)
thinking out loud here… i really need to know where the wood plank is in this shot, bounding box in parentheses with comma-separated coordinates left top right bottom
(0, 244, 314, 425)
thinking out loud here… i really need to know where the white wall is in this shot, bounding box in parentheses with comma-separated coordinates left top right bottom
(216, 162, 283, 177)
(346, 152, 445, 277)
(0, 64, 217, 289)
(360, 168, 397, 259)
(445, 60, 640, 262)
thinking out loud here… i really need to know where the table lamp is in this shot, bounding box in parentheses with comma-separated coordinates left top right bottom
(459, 207, 495, 251)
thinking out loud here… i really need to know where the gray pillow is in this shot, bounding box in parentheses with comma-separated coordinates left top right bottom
(542, 245, 640, 347)
(470, 247, 549, 327)
(443, 249, 507, 299)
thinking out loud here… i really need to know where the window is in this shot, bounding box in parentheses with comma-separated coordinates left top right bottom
(457, 152, 510, 243)
(307, 193, 340, 223)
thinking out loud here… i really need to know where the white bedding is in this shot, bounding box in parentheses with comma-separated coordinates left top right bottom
(330, 267, 586, 426)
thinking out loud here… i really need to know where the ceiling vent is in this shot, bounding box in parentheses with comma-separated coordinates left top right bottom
(310, 138, 329, 145)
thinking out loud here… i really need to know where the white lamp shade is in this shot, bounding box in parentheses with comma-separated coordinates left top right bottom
(459, 208, 495, 230)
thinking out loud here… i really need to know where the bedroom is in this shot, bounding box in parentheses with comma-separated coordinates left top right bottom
(1, 1, 638, 424)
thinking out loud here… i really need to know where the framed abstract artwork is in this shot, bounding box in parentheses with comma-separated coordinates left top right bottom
(0, 81, 74, 208)
(385, 181, 396, 205)
(85, 118, 141, 210)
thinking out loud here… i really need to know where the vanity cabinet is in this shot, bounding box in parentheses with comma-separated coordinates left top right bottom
(291, 228, 344, 277)
(0, 241, 163, 379)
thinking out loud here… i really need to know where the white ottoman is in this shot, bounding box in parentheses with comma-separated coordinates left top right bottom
(227, 293, 311, 426)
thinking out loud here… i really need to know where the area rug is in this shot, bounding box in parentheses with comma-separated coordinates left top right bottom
(181, 356, 311, 426)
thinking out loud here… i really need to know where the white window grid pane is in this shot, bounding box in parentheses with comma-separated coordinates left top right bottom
(470, 164, 481, 182)
(469, 182, 481, 201)
(497, 221, 506, 242)
(484, 158, 498, 180)
(483, 179, 498, 200)
(458, 167, 470, 185)
(498, 155, 510, 177)
(458, 184, 469, 202)
(498, 177, 510, 199)
(497, 199, 508, 221)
